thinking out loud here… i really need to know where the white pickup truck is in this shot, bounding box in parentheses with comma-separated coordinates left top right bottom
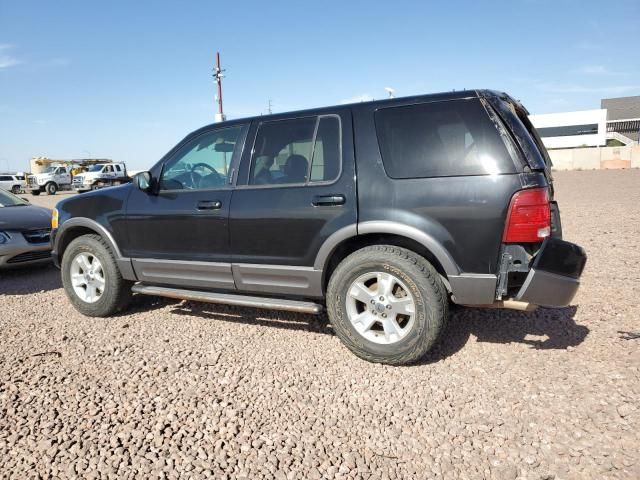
(28, 166, 72, 195)
(72, 162, 130, 193)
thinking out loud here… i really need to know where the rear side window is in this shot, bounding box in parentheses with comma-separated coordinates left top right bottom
(249, 115, 341, 186)
(375, 98, 515, 178)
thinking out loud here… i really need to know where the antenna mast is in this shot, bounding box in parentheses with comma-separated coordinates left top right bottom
(213, 51, 226, 122)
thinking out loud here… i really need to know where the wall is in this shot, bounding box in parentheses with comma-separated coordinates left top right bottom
(601, 96, 640, 121)
(548, 145, 640, 170)
(529, 109, 607, 149)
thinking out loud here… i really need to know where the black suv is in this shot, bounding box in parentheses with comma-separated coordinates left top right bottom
(51, 90, 586, 365)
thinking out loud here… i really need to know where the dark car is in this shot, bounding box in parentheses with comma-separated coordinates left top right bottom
(51, 89, 586, 365)
(0, 190, 52, 267)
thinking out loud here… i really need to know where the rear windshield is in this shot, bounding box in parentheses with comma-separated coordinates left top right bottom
(375, 98, 515, 179)
(513, 105, 552, 168)
(484, 94, 549, 171)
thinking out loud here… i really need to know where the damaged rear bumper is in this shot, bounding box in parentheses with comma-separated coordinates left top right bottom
(515, 238, 586, 307)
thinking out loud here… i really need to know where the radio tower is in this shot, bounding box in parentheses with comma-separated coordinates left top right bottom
(213, 52, 226, 122)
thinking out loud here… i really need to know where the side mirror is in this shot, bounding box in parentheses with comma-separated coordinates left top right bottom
(134, 171, 153, 193)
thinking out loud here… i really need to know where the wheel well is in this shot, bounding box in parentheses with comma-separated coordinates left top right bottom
(322, 233, 449, 293)
(57, 226, 97, 261)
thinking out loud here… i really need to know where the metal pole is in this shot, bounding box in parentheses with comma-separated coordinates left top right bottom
(214, 52, 225, 120)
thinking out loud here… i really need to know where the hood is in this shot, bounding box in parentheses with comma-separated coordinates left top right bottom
(0, 205, 52, 231)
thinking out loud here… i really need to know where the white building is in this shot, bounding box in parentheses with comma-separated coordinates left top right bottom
(529, 109, 607, 149)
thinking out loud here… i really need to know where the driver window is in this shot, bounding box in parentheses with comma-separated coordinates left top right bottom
(160, 126, 242, 191)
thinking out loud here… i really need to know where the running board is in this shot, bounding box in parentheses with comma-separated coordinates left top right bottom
(131, 284, 323, 314)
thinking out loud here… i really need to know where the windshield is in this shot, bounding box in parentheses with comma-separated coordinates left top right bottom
(87, 165, 103, 172)
(44, 166, 57, 173)
(0, 189, 28, 207)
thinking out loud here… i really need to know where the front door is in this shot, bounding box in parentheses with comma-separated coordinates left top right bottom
(229, 111, 356, 296)
(124, 124, 247, 290)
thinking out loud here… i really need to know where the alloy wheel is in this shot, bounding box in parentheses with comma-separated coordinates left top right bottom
(70, 252, 105, 303)
(345, 271, 416, 345)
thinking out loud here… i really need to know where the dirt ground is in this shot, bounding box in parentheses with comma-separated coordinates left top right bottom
(1, 170, 639, 479)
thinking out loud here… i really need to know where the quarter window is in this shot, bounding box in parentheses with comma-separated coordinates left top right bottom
(249, 115, 341, 186)
(310, 116, 341, 182)
(375, 99, 514, 178)
(161, 126, 243, 190)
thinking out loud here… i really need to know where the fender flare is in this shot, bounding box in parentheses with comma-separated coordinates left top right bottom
(313, 221, 460, 276)
(54, 217, 137, 280)
(56, 217, 122, 257)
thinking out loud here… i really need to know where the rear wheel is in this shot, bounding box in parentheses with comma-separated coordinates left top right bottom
(61, 234, 132, 317)
(327, 245, 449, 365)
(30, 190, 41, 196)
(45, 182, 57, 195)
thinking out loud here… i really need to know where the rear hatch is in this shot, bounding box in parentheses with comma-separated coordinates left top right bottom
(481, 90, 561, 238)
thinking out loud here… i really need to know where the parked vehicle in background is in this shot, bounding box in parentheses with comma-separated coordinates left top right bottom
(72, 162, 130, 193)
(0, 189, 52, 268)
(28, 166, 72, 195)
(51, 89, 586, 365)
(0, 174, 27, 194)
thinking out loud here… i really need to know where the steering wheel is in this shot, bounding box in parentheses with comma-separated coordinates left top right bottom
(189, 163, 221, 189)
(191, 162, 217, 174)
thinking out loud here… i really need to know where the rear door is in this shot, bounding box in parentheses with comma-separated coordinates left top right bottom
(229, 110, 356, 296)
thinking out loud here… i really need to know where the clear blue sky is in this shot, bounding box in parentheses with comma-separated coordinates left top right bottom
(1, 0, 639, 172)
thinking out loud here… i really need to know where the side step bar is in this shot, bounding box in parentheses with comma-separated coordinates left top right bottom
(131, 284, 323, 314)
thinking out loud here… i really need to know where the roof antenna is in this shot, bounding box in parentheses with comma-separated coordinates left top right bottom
(385, 87, 396, 99)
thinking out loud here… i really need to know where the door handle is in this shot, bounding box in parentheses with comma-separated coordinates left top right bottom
(312, 194, 345, 206)
(197, 200, 222, 210)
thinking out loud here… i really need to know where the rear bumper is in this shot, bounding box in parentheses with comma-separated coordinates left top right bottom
(515, 238, 586, 307)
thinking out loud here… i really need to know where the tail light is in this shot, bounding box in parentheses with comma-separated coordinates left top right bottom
(503, 187, 551, 243)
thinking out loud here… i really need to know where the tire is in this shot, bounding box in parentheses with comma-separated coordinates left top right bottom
(46, 182, 57, 195)
(30, 190, 41, 196)
(327, 245, 449, 365)
(11, 185, 20, 194)
(61, 234, 133, 317)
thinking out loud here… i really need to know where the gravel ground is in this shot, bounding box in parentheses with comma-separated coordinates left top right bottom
(1, 170, 639, 479)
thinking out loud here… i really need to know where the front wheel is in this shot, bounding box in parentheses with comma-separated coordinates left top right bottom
(327, 245, 449, 365)
(45, 182, 57, 195)
(11, 185, 21, 194)
(61, 234, 133, 317)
